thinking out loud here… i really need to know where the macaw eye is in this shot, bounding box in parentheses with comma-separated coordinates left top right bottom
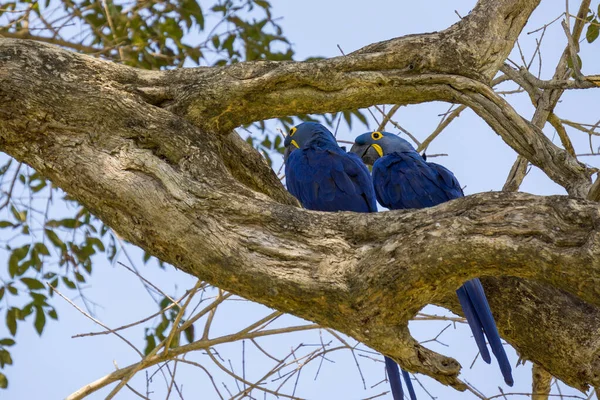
(371, 131, 382, 140)
(289, 127, 297, 136)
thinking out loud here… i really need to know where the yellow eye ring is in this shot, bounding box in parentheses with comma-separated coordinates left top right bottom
(371, 131, 382, 140)
(289, 127, 297, 136)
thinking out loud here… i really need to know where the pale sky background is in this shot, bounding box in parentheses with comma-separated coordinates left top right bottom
(2, 1, 600, 399)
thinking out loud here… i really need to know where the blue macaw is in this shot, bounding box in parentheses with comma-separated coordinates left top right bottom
(350, 131, 513, 386)
(284, 122, 417, 400)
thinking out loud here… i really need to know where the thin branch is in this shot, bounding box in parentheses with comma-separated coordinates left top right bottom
(0, 161, 22, 210)
(164, 280, 203, 353)
(560, 20, 583, 81)
(48, 282, 143, 357)
(67, 322, 318, 400)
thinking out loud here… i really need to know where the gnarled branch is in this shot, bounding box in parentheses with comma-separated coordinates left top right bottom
(1, 0, 599, 392)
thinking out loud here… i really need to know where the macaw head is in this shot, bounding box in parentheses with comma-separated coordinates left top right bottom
(350, 131, 415, 165)
(283, 122, 336, 162)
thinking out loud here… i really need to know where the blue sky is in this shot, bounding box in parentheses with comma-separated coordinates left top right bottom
(3, 1, 600, 399)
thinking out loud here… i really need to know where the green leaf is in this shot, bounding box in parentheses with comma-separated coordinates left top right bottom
(46, 218, 80, 229)
(9, 205, 26, 223)
(144, 335, 156, 355)
(169, 333, 179, 348)
(222, 34, 236, 53)
(47, 308, 58, 320)
(352, 109, 369, 127)
(45, 229, 66, 251)
(34, 307, 46, 335)
(211, 35, 220, 49)
(0, 159, 12, 176)
(0, 338, 15, 347)
(49, 278, 58, 289)
(567, 54, 583, 70)
(30, 292, 47, 305)
(254, 0, 270, 9)
(74, 272, 86, 283)
(6, 310, 16, 336)
(0, 372, 7, 389)
(184, 324, 195, 343)
(0, 221, 14, 228)
(21, 278, 45, 291)
(159, 296, 172, 309)
(261, 136, 272, 148)
(0, 350, 12, 368)
(0, 287, 4, 301)
(8, 245, 30, 278)
(156, 318, 169, 337)
(87, 237, 105, 252)
(587, 21, 599, 43)
(33, 242, 50, 256)
(19, 305, 31, 319)
(62, 277, 76, 289)
(30, 180, 47, 193)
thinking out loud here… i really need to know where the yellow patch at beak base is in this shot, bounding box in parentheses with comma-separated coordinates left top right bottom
(372, 144, 383, 157)
(291, 139, 300, 149)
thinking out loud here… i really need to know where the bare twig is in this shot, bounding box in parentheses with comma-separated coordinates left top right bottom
(48, 282, 143, 357)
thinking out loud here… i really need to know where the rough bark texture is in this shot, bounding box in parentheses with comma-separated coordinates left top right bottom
(1, 0, 600, 392)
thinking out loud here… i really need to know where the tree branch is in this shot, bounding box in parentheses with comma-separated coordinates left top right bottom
(1, 0, 600, 391)
(532, 364, 552, 400)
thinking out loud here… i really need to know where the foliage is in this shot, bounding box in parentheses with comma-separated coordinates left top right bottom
(0, 0, 289, 388)
(2, 0, 598, 397)
(0, 0, 370, 389)
(585, 5, 600, 44)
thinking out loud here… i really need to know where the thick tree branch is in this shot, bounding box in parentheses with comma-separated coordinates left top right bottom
(1, 0, 599, 391)
(0, 29, 102, 54)
(1, 32, 593, 198)
(2, 37, 600, 387)
(157, 0, 542, 130)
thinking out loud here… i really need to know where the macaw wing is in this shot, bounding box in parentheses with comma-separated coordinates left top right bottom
(286, 147, 376, 213)
(427, 162, 464, 199)
(373, 152, 463, 210)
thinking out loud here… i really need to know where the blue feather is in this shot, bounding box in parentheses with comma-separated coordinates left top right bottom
(285, 123, 415, 399)
(368, 147, 513, 386)
(456, 286, 491, 363)
(463, 279, 514, 386)
(286, 136, 376, 213)
(402, 368, 417, 400)
(385, 356, 405, 400)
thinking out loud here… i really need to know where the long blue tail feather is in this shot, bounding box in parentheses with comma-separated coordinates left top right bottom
(463, 279, 514, 386)
(385, 356, 419, 400)
(349, 132, 513, 389)
(456, 286, 491, 364)
(401, 368, 417, 400)
(385, 356, 405, 400)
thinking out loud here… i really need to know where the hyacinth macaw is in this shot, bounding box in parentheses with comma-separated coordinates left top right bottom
(284, 122, 417, 400)
(350, 131, 513, 386)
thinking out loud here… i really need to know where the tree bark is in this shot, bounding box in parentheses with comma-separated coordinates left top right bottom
(1, 0, 599, 391)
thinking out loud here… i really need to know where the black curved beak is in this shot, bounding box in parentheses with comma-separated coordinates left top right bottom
(349, 143, 381, 166)
(283, 146, 293, 164)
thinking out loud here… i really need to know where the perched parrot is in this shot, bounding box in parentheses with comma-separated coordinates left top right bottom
(284, 122, 417, 400)
(350, 131, 514, 386)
